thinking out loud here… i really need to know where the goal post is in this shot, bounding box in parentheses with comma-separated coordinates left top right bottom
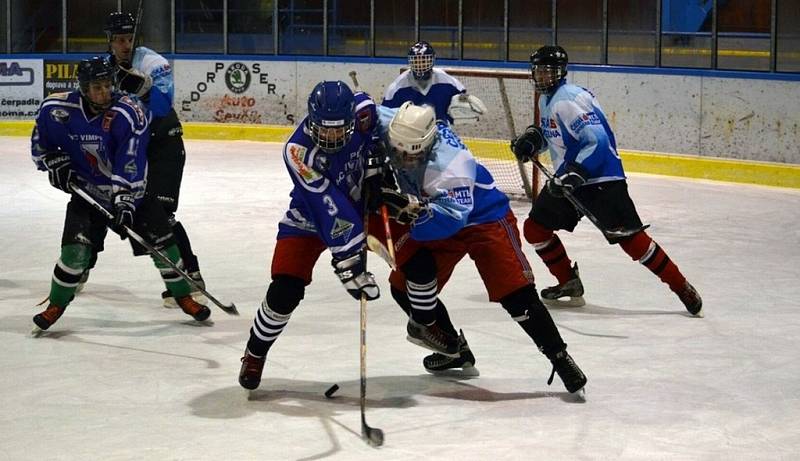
(440, 68, 542, 201)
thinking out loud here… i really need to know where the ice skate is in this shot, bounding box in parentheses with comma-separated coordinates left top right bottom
(548, 349, 587, 399)
(31, 304, 66, 335)
(162, 271, 207, 308)
(407, 318, 460, 357)
(176, 294, 211, 322)
(541, 263, 585, 307)
(423, 330, 480, 377)
(239, 349, 266, 390)
(677, 281, 703, 317)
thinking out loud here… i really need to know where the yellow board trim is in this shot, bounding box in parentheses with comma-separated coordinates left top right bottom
(4, 120, 798, 189)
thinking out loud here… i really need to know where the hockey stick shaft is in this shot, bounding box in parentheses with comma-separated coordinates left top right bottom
(379, 206, 397, 269)
(531, 159, 648, 240)
(348, 70, 360, 91)
(72, 186, 238, 315)
(359, 204, 384, 447)
(131, 0, 144, 50)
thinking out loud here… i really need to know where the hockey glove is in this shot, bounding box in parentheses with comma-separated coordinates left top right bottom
(116, 63, 153, 97)
(332, 252, 380, 301)
(43, 151, 75, 193)
(111, 192, 136, 239)
(381, 188, 427, 225)
(364, 142, 389, 212)
(547, 163, 587, 198)
(510, 125, 547, 162)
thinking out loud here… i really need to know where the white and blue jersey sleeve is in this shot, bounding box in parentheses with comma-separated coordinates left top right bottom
(382, 68, 465, 123)
(539, 83, 625, 184)
(377, 105, 509, 241)
(132, 46, 174, 117)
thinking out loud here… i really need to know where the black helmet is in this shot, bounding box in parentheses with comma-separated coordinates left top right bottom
(408, 41, 435, 81)
(77, 57, 115, 110)
(530, 45, 568, 94)
(104, 11, 136, 38)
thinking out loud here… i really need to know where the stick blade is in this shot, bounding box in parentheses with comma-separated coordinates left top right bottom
(363, 426, 384, 447)
(219, 303, 239, 315)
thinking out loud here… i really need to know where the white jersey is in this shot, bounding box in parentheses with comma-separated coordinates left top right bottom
(382, 68, 465, 123)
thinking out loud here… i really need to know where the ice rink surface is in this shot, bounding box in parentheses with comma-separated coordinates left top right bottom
(2, 136, 799, 460)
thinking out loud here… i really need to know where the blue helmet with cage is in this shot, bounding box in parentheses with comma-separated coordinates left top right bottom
(408, 41, 435, 82)
(306, 81, 356, 154)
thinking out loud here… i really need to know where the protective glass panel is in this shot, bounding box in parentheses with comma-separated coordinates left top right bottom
(278, 0, 323, 55)
(176, 0, 224, 53)
(419, 0, 459, 59)
(608, 0, 657, 66)
(660, 0, 712, 68)
(463, 0, 504, 61)
(556, 0, 602, 64)
(67, 0, 117, 52)
(777, 0, 800, 72)
(508, 0, 551, 62)
(11, 0, 61, 52)
(328, 0, 369, 57)
(122, 0, 171, 54)
(374, 2, 414, 58)
(717, 0, 770, 71)
(229, 0, 274, 54)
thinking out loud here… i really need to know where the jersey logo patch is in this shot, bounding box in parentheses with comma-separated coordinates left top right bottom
(448, 186, 473, 206)
(330, 217, 354, 241)
(102, 110, 118, 132)
(569, 112, 601, 132)
(124, 159, 138, 176)
(288, 144, 322, 183)
(50, 108, 70, 124)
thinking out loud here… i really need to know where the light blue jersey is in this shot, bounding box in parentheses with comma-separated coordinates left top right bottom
(377, 105, 509, 241)
(129, 46, 174, 117)
(539, 83, 625, 184)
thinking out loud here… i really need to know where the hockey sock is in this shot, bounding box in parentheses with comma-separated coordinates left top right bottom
(247, 299, 291, 357)
(501, 286, 566, 357)
(152, 244, 192, 298)
(391, 287, 458, 336)
(49, 244, 92, 307)
(407, 279, 438, 325)
(523, 218, 573, 284)
(620, 231, 687, 292)
(172, 221, 199, 273)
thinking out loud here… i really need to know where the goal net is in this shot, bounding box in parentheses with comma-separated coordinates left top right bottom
(442, 68, 542, 201)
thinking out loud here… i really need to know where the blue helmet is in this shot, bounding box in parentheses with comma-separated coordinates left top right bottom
(408, 41, 435, 81)
(306, 81, 356, 153)
(77, 57, 116, 111)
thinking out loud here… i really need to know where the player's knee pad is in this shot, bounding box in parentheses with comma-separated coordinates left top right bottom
(500, 285, 541, 321)
(265, 275, 306, 316)
(60, 243, 92, 271)
(523, 218, 554, 246)
(401, 248, 437, 285)
(390, 285, 413, 316)
(619, 231, 653, 261)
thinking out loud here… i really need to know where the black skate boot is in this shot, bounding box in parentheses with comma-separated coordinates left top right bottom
(162, 271, 207, 308)
(407, 318, 460, 356)
(176, 295, 211, 322)
(548, 349, 587, 397)
(423, 330, 479, 377)
(541, 263, 585, 307)
(677, 281, 703, 317)
(239, 349, 266, 390)
(32, 304, 66, 332)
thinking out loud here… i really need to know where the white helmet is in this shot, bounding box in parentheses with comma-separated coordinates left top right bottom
(387, 102, 437, 166)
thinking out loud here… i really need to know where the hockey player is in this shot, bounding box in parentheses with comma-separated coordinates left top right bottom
(238, 81, 383, 391)
(78, 11, 205, 308)
(30, 57, 211, 332)
(373, 101, 587, 395)
(382, 41, 486, 124)
(511, 45, 703, 316)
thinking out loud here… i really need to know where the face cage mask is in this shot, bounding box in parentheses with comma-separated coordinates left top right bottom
(310, 121, 355, 154)
(532, 64, 566, 94)
(409, 54, 434, 81)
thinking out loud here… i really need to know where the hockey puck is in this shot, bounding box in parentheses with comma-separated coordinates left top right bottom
(324, 384, 340, 398)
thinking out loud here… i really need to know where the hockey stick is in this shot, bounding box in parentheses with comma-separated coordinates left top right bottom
(71, 185, 239, 315)
(359, 206, 384, 447)
(130, 0, 144, 51)
(531, 159, 649, 241)
(379, 206, 397, 269)
(348, 70, 360, 90)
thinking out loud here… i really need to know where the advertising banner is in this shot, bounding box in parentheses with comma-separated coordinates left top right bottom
(0, 60, 44, 119)
(174, 60, 298, 125)
(42, 59, 81, 96)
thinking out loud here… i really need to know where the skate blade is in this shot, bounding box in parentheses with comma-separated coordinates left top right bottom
(406, 335, 460, 357)
(426, 364, 480, 378)
(542, 296, 586, 308)
(570, 387, 587, 402)
(30, 326, 46, 338)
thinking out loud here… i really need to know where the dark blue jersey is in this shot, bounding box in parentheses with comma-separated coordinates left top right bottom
(31, 91, 150, 209)
(277, 92, 378, 259)
(382, 68, 465, 124)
